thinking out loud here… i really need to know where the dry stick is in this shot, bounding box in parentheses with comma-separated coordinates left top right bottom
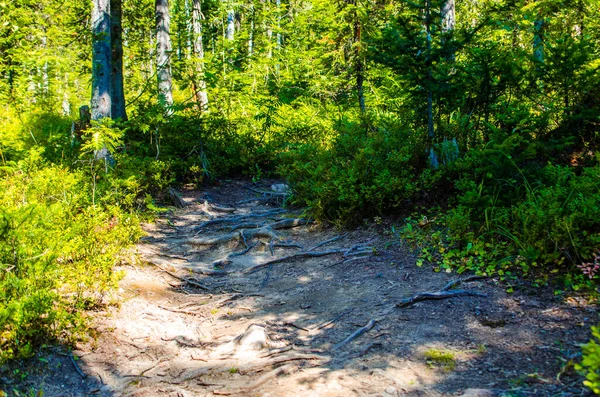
(69, 352, 87, 379)
(213, 364, 297, 396)
(311, 309, 353, 333)
(238, 354, 323, 374)
(308, 233, 348, 251)
(259, 264, 274, 291)
(243, 186, 290, 197)
(331, 319, 377, 352)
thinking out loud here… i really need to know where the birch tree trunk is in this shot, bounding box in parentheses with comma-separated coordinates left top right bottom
(226, 10, 235, 41)
(111, 0, 127, 120)
(192, 0, 209, 112)
(156, 0, 174, 113)
(91, 0, 112, 121)
(440, 0, 455, 60)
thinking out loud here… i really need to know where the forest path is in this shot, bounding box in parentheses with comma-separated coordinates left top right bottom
(75, 180, 592, 397)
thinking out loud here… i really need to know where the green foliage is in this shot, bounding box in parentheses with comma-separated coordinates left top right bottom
(577, 325, 600, 394)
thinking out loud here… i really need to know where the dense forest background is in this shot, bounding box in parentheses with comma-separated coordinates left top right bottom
(1, 0, 600, 391)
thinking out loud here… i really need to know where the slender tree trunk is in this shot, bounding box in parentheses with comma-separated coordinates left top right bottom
(192, 0, 209, 112)
(248, 5, 254, 57)
(440, 0, 455, 60)
(156, 0, 174, 113)
(226, 10, 235, 41)
(425, 0, 433, 139)
(354, 5, 365, 113)
(91, 0, 112, 121)
(110, 0, 127, 120)
(533, 18, 544, 65)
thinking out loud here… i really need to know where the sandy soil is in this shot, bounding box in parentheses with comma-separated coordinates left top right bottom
(1, 180, 596, 397)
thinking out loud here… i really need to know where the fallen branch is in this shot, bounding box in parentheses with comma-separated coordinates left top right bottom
(211, 242, 258, 267)
(331, 319, 377, 352)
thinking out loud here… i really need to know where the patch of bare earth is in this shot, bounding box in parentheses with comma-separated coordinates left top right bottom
(2, 180, 596, 397)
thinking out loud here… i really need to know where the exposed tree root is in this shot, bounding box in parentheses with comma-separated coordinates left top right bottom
(212, 364, 297, 395)
(243, 249, 346, 274)
(311, 309, 353, 333)
(308, 233, 348, 251)
(396, 276, 488, 308)
(194, 209, 286, 230)
(331, 319, 377, 352)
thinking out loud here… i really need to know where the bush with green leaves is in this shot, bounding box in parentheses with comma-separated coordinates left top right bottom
(578, 325, 600, 395)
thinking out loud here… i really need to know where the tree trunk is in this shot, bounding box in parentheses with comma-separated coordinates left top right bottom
(354, 7, 365, 113)
(533, 16, 544, 71)
(226, 10, 235, 41)
(248, 5, 254, 57)
(156, 0, 174, 113)
(440, 0, 455, 60)
(192, 0, 209, 112)
(91, 0, 112, 121)
(110, 0, 127, 120)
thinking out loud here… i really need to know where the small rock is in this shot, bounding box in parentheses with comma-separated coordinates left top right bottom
(271, 184, 290, 193)
(386, 386, 397, 394)
(459, 389, 495, 397)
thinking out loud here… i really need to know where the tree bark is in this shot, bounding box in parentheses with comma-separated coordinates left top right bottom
(440, 0, 455, 60)
(156, 0, 174, 113)
(354, 7, 365, 113)
(192, 0, 209, 112)
(226, 10, 235, 41)
(91, 0, 112, 121)
(111, 0, 127, 120)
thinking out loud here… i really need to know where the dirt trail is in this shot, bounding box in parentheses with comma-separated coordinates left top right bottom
(4, 180, 595, 396)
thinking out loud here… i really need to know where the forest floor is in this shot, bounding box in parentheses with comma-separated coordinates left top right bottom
(2, 180, 597, 397)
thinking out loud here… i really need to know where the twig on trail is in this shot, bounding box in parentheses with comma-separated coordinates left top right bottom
(273, 242, 304, 250)
(331, 319, 377, 352)
(396, 276, 488, 308)
(213, 364, 297, 395)
(311, 309, 353, 333)
(69, 352, 87, 379)
(308, 233, 348, 251)
(243, 249, 346, 274)
(243, 186, 290, 197)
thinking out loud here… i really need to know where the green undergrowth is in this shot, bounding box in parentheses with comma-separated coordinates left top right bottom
(0, 112, 159, 364)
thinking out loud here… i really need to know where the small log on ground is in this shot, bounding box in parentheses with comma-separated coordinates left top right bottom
(169, 187, 186, 208)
